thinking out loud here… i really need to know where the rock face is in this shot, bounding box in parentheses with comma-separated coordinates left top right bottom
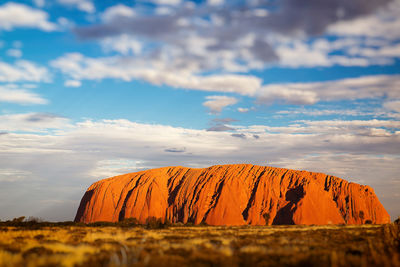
(75, 164, 390, 225)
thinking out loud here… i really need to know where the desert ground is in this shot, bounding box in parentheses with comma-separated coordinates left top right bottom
(0, 219, 399, 267)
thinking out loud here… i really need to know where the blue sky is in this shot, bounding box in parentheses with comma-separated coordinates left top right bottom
(0, 0, 399, 221)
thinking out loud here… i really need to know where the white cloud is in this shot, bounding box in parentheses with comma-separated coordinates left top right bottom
(71, 0, 400, 73)
(0, 2, 57, 31)
(328, 0, 400, 40)
(0, 113, 69, 132)
(258, 74, 400, 105)
(57, 0, 95, 13)
(2, 115, 398, 159)
(101, 34, 142, 55)
(155, 6, 173, 15)
(347, 43, 400, 59)
(6, 48, 22, 58)
(258, 85, 319, 105)
(0, 168, 31, 182)
(89, 159, 147, 179)
(276, 108, 378, 117)
(252, 9, 269, 17)
(384, 100, 400, 113)
(149, 0, 182, 6)
(51, 53, 262, 95)
(0, 60, 50, 83)
(253, 119, 400, 138)
(207, 0, 224, 6)
(273, 37, 396, 68)
(203, 95, 238, 113)
(237, 107, 249, 113)
(64, 80, 81, 87)
(51, 53, 400, 105)
(0, 85, 47, 105)
(303, 119, 400, 128)
(57, 17, 73, 29)
(101, 4, 135, 23)
(312, 1, 400, 67)
(33, 0, 45, 8)
(275, 40, 331, 67)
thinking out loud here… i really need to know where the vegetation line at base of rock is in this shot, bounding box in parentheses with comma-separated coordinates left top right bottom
(2, 216, 399, 230)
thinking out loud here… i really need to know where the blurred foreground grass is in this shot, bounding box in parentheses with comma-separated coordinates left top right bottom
(0, 220, 399, 267)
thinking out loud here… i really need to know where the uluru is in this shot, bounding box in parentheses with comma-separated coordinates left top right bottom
(75, 164, 390, 225)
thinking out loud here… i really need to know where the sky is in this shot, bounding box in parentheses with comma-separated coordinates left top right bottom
(0, 0, 399, 222)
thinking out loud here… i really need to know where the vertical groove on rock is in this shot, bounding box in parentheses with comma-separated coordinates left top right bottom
(118, 187, 134, 221)
(203, 179, 225, 221)
(242, 169, 265, 221)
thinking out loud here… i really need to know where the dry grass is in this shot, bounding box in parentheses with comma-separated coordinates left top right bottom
(0, 222, 399, 267)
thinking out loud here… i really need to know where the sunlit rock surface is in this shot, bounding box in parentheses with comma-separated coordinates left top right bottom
(75, 164, 390, 225)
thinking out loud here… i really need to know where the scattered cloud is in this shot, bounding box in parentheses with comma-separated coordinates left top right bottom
(57, 17, 73, 29)
(164, 147, 186, 153)
(51, 51, 400, 109)
(33, 0, 45, 8)
(384, 100, 400, 113)
(149, 0, 182, 6)
(154, 6, 173, 15)
(231, 133, 246, 139)
(207, 118, 237, 132)
(6, 48, 22, 58)
(24, 113, 61, 122)
(255, 119, 400, 139)
(0, 85, 47, 105)
(101, 34, 142, 55)
(0, 2, 57, 31)
(207, 0, 224, 6)
(0, 60, 50, 83)
(212, 118, 238, 124)
(237, 107, 249, 113)
(257, 74, 400, 105)
(64, 80, 81, 87)
(304, 119, 400, 129)
(266, 0, 392, 36)
(57, 0, 95, 13)
(0, 113, 69, 132)
(72, 0, 398, 78)
(0, 168, 31, 182)
(51, 53, 262, 95)
(76, 0, 392, 40)
(89, 159, 146, 179)
(347, 43, 400, 60)
(101, 4, 135, 23)
(203, 95, 238, 114)
(328, 0, 400, 40)
(206, 125, 234, 132)
(276, 108, 378, 117)
(273, 38, 389, 68)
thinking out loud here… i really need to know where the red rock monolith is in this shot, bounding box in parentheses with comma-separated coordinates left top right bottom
(75, 164, 390, 225)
